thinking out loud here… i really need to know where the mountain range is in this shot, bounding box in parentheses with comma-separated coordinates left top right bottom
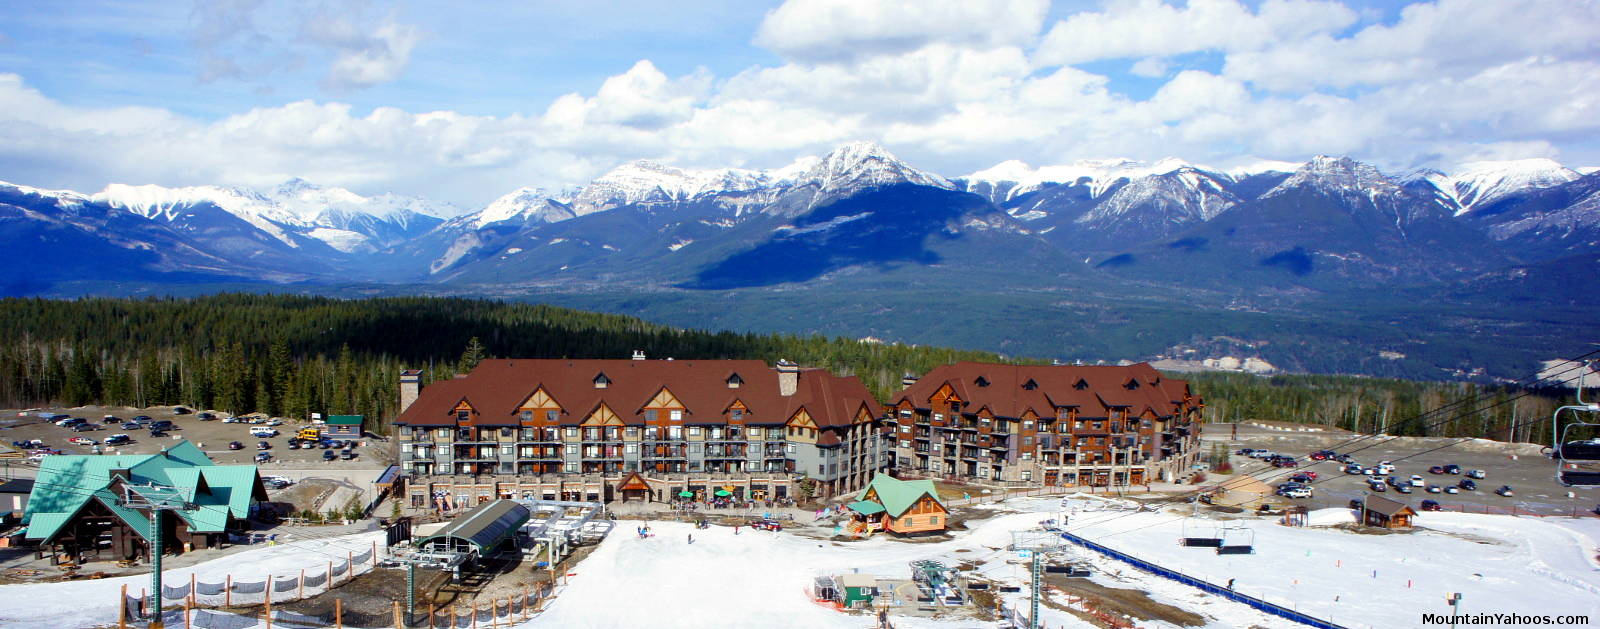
(5, 142, 1599, 379)
(7, 141, 1595, 293)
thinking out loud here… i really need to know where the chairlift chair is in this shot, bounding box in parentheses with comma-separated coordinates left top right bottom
(1180, 517, 1222, 547)
(1551, 364, 1600, 487)
(1216, 523, 1255, 555)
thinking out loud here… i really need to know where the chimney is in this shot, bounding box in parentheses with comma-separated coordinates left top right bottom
(776, 360, 799, 397)
(400, 369, 425, 414)
(900, 373, 919, 389)
(631, 350, 646, 361)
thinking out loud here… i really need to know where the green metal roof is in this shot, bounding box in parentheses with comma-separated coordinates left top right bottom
(326, 415, 364, 425)
(855, 473, 943, 518)
(847, 500, 886, 516)
(24, 440, 263, 542)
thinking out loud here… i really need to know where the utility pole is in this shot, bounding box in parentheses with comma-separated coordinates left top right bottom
(123, 481, 196, 629)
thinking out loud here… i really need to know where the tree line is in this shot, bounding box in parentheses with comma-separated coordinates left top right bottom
(0, 294, 1581, 444)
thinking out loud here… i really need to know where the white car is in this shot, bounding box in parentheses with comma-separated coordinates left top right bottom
(260, 475, 294, 486)
(1283, 487, 1313, 499)
(1409, 475, 1425, 487)
(248, 428, 279, 438)
(1376, 462, 1395, 475)
(1467, 469, 1486, 479)
(26, 453, 49, 463)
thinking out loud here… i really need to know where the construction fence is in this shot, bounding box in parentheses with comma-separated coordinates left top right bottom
(119, 546, 379, 623)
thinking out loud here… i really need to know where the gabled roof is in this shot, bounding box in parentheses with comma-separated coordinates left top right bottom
(326, 415, 364, 425)
(892, 362, 1199, 421)
(24, 440, 263, 541)
(1364, 495, 1416, 517)
(855, 473, 944, 518)
(396, 359, 880, 430)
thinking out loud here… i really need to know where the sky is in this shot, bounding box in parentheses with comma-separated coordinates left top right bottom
(0, 0, 1596, 207)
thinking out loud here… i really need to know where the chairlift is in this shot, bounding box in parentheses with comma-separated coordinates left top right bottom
(1180, 517, 1221, 547)
(1550, 363, 1600, 487)
(1216, 523, 1255, 555)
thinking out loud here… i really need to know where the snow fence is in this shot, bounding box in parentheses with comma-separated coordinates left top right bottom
(120, 546, 379, 620)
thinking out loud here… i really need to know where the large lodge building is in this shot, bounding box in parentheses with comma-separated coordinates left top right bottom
(889, 362, 1204, 487)
(395, 357, 885, 508)
(395, 357, 1202, 509)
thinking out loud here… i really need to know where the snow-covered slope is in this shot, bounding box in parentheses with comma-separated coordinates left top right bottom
(1404, 159, 1581, 216)
(962, 157, 1194, 202)
(474, 187, 577, 228)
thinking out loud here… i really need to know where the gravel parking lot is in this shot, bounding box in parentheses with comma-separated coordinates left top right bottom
(0, 405, 393, 503)
(1205, 421, 1600, 516)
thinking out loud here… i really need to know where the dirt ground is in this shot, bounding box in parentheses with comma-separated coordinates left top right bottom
(1205, 422, 1600, 516)
(1042, 573, 1207, 628)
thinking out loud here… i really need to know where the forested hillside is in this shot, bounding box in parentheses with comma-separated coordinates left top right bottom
(0, 295, 1005, 432)
(0, 295, 1574, 443)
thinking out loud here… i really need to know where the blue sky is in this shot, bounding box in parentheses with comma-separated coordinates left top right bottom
(0, 0, 1595, 205)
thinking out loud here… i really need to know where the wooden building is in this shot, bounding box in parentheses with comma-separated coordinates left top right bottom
(1361, 495, 1417, 529)
(395, 357, 885, 509)
(23, 441, 266, 563)
(888, 362, 1203, 488)
(324, 415, 364, 438)
(848, 473, 948, 534)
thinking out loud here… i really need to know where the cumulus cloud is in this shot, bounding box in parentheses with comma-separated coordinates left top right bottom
(5, 0, 1599, 206)
(1035, 0, 1357, 66)
(755, 0, 1048, 62)
(187, 0, 421, 90)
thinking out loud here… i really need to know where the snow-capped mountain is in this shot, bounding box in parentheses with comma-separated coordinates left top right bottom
(473, 187, 577, 229)
(1069, 166, 1241, 248)
(1403, 159, 1581, 216)
(93, 179, 457, 254)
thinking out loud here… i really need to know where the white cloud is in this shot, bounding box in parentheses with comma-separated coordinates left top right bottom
(754, 0, 1048, 62)
(1035, 0, 1357, 66)
(187, 0, 421, 90)
(300, 7, 421, 90)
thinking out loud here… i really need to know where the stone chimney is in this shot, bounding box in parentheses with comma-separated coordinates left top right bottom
(400, 369, 425, 414)
(900, 373, 919, 389)
(632, 350, 646, 361)
(776, 360, 800, 397)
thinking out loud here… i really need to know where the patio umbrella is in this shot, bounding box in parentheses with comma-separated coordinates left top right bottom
(714, 489, 733, 497)
(678, 490, 695, 498)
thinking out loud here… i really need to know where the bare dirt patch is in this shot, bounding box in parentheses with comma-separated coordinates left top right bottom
(1042, 573, 1206, 628)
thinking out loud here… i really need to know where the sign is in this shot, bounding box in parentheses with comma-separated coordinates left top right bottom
(1017, 550, 1032, 559)
(311, 413, 323, 420)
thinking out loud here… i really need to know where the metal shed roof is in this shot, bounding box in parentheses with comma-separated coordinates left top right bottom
(415, 499, 531, 555)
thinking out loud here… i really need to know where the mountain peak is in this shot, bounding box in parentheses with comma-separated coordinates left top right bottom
(801, 141, 952, 193)
(1267, 155, 1400, 199)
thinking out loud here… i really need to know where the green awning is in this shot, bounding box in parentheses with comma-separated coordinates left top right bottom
(848, 500, 886, 516)
(714, 489, 732, 497)
(678, 491, 694, 497)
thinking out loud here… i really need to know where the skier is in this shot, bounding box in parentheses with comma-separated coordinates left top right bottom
(1226, 578, 1235, 590)
(735, 525, 741, 535)
(688, 534, 695, 545)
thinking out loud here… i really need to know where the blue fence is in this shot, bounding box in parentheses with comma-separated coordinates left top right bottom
(1058, 531, 1349, 629)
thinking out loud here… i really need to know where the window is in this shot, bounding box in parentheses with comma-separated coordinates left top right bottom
(501, 427, 513, 437)
(520, 410, 533, 422)
(900, 440, 911, 448)
(1021, 452, 1033, 460)
(1021, 471, 1031, 481)
(564, 444, 577, 455)
(625, 426, 639, 437)
(457, 410, 471, 422)
(688, 427, 701, 436)
(644, 427, 659, 440)
(818, 464, 826, 474)
(727, 373, 743, 388)
(644, 410, 658, 422)
(401, 443, 412, 452)
(748, 427, 762, 439)
(593, 373, 610, 388)
(933, 413, 944, 422)
(400, 426, 413, 436)
(625, 443, 637, 454)
(668, 426, 682, 439)
(670, 410, 683, 421)
(563, 427, 578, 438)
(975, 376, 990, 387)
(1022, 379, 1038, 390)
(730, 408, 744, 421)
(786, 444, 796, 454)
(1022, 420, 1034, 431)
(1023, 437, 1033, 446)
(900, 425, 911, 433)
(584, 427, 599, 440)
(564, 462, 577, 472)
(606, 427, 620, 440)
(500, 445, 513, 455)
(458, 427, 473, 439)
(546, 410, 558, 422)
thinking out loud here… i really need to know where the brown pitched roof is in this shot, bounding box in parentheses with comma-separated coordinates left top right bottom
(891, 361, 1198, 420)
(396, 359, 879, 429)
(1363, 495, 1416, 517)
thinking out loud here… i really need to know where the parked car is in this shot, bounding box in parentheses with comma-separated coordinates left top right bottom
(287, 441, 300, 450)
(173, 406, 192, 414)
(228, 441, 243, 450)
(264, 419, 283, 426)
(26, 453, 50, 463)
(261, 475, 294, 486)
(105, 434, 132, 445)
(149, 430, 168, 438)
(1420, 500, 1442, 511)
(131, 415, 152, 423)
(264, 478, 292, 489)
(1376, 462, 1395, 475)
(255, 452, 271, 463)
(341, 450, 356, 461)
(122, 421, 141, 430)
(222, 416, 244, 423)
(322, 450, 337, 461)
(1344, 464, 1364, 475)
(1426, 485, 1442, 493)
(1495, 485, 1514, 497)
(1458, 479, 1477, 491)
(148, 420, 174, 432)
(197, 412, 216, 420)
(1409, 475, 1425, 487)
(1235, 448, 1259, 456)
(1367, 481, 1387, 492)
(1335, 454, 1356, 464)
(1429, 465, 1446, 474)
(1282, 487, 1313, 499)
(256, 441, 271, 450)
(101, 415, 121, 424)
(249, 427, 278, 438)
(1395, 484, 1412, 494)
(71, 423, 97, 432)
(1362, 467, 1378, 475)
(1289, 474, 1314, 483)
(68, 437, 96, 445)
(1467, 469, 1486, 479)
(1444, 486, 1460, 494)
(1443, 464, 1462, 475)
(1309, 450, 1336, 460)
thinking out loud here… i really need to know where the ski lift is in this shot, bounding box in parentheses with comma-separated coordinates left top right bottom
(1216, 523, 1255, 555)
(1551, 363, 1600, 487)
(1180, 516, 1221, 547)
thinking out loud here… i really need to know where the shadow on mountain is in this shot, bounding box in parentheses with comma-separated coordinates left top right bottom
(1260, 247, 1314, 276)
(681, 184, 988, 289)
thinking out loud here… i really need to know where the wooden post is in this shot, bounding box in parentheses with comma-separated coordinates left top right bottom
(335, 598, 343, 629)
(299, 569, 305, 599)
(372, 540, 378, 565)
(190, 573, 196, 606)
(119, 583, 127, 629)
(472, 600, 478, 629)
(328, 561, 334, 586)
(428, 604, 436, 629)
(264, 574, 272, 629)
(183, 594, 192, 629)
(522, 586, 530, 621)
(225, 574, 231, 607)
(348, 551, 354, 580)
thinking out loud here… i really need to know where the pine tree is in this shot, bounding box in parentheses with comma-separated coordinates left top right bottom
(457, 337, 486, 375)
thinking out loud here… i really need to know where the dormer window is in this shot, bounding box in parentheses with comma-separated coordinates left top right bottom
(457, 410, 471, 422)
(1124, 378, 1140, 390)
(975, 376, 990, 388)
(1073, 378, 1089, 390)
(727, 373, 744, 389)
(593, 373, 611, 389)
(1022, 379, 1038, 391)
